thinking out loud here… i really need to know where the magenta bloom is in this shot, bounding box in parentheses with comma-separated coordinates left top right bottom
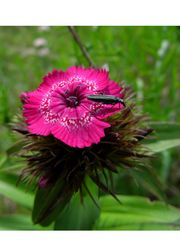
(21, 66, 124, 148)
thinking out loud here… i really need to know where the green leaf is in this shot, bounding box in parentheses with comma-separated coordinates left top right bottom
(144, 122, 180, 153)
(6, 140, 25, 155)
(150, 122, 180, 141)
(160, 150, 172, 182)
(54, 179, 100, 230)
(0, 173, 34, 209)
(146, 139, 180, 153)
(0, 152, 7, 168)
(54, 193, 100, 230)
(32, 178, 73, 226)
(130, 166, 166, 200)
(0, 163, 25, 172)
(0, 86, 9, 123)
(0, 214, 44, 230)
(94, 195, 180, 230)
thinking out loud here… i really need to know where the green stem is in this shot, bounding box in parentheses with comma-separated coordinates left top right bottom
(68, 26, 96, 67)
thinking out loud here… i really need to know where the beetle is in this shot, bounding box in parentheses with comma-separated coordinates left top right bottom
(87, 94, 126, 107)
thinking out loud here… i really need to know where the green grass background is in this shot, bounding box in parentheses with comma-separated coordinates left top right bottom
(1, 27, 180, 123)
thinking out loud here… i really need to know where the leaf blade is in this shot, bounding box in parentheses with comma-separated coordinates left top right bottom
(94, 195, 180, 230)
(0, 173, 34, 209)
(146, 139, 180, 153)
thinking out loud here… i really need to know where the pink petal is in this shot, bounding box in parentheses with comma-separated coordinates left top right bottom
(107, 80, 124, 98)
(38, 70, 68, 92)
(67, 66, 109, 91)
(22, 91, 51, 136)
(28, 117, 51, 136)
(51, 117, 110, 148)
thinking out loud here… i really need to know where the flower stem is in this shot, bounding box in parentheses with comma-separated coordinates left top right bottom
(68, 26, 95, 67)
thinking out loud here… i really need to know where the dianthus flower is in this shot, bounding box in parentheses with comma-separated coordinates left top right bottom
(13, 66, 153, 226)
(21, 66, 124, 148)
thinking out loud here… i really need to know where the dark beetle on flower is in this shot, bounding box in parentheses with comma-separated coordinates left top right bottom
(87, 94, 126, 107)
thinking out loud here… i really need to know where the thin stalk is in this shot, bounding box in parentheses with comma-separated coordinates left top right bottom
(68, 26, 95, 67)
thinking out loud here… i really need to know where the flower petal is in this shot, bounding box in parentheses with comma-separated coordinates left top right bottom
(38, 70, 68, 92)
(51, 116, 110, 148)
(22, 91, 51, 136)
(107, 80, 124, 98)
(21, 67, 125, 148)
(67, 66, 109, 91)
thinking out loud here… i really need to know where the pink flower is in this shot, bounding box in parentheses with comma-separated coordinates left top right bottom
(21, 66, 124, 148)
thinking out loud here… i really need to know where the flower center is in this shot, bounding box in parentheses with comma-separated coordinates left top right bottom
(66, 95, 79, 108)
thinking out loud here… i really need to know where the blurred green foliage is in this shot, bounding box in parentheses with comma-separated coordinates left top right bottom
(0, 26, 180, 122)
(0, 26, 179, 230)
